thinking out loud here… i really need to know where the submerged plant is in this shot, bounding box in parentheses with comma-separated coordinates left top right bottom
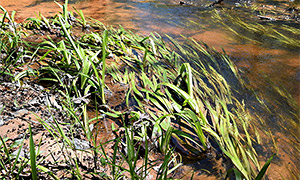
(0, 2, 278, 179)
(212, 9, 300, 50)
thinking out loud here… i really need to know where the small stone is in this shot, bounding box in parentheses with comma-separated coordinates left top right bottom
(28, 98, 39, 106)
(153, 164, 161, 172)
(11, 109, 29, 117)
(72, 138, 90, 150)
(12, 147, 26, 158)
(0, 118, 3, 126)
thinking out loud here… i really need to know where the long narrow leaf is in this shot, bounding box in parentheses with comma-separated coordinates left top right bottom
(29, 125, 38, 180)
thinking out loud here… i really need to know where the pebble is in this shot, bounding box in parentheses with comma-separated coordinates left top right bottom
(73, 138, 90, 150)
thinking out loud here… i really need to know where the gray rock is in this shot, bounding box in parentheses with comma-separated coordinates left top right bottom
(72, 138, 90, 150)
(0, 118, 3, 126)
(28, 98, 40, 106)
(72, 93, 91, 104)
(12, 145, 27, 158)
(11, 109, 29, 117)
(104, 88, 113, 98)
(0, 103, 4, 113)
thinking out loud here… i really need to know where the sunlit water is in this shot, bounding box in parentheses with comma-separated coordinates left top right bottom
(2, 0, 300, 178)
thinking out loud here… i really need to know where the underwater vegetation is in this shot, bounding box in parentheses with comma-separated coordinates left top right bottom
(0, 1, 286, 179)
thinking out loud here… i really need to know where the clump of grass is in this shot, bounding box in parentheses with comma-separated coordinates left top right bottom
(0, 136, 27, 179)
(0, 126, 59, 179)
(0, 6, 28, 80)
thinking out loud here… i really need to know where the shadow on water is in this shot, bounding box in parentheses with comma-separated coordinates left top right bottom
(2, 0, 299, 178)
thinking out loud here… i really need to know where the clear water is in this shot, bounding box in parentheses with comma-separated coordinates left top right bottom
(2, 0, 300, 178)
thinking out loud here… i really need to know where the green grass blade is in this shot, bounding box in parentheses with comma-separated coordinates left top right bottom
(101, 30, 108, 104)
(255, 154, 276, 180)
(29, 125, 38, 180)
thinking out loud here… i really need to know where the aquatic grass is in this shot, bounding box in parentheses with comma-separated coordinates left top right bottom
(0, 3, 278, 179)
(122, 123, 141, 179)
(24, 14, 51, 31)
(101, 30, 109, 104)
(38, 18, 108, 107)
(0, 6, 17, 32)
(155, 35, 268, 179)
(59, 16, 81, 69)
(124, 62, 209, 155)
(105, 29, 267, 178)
(261, 75, 300, 121)
(255, 153, 276, 180)
(211, 9, 300, 50)
(118, 112, 181, 179)
(50, 104, 179, 179)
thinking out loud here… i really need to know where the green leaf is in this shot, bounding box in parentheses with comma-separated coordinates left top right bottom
(163, 83, 199, 113)
(255, 154, 276, 180)
(29, 125, 38, 180)
(179, 63, 193, 98)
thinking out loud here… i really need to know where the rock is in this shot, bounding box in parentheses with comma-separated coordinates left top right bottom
(12, 147, 27, 158)
(28, 97, 39, 106)
(72, 93, 91, 104)
(0, 118, 3, 126)
(11, 109, 29, 117)
(0, 103, 4, 112)
(104, 88, 113, 98)
(72, 138, 90, 150)
(47, 95, 62, 110)
(153, 164, 161, 172)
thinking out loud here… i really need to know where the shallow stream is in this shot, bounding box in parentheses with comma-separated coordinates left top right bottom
(2, 0, 300, 178)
